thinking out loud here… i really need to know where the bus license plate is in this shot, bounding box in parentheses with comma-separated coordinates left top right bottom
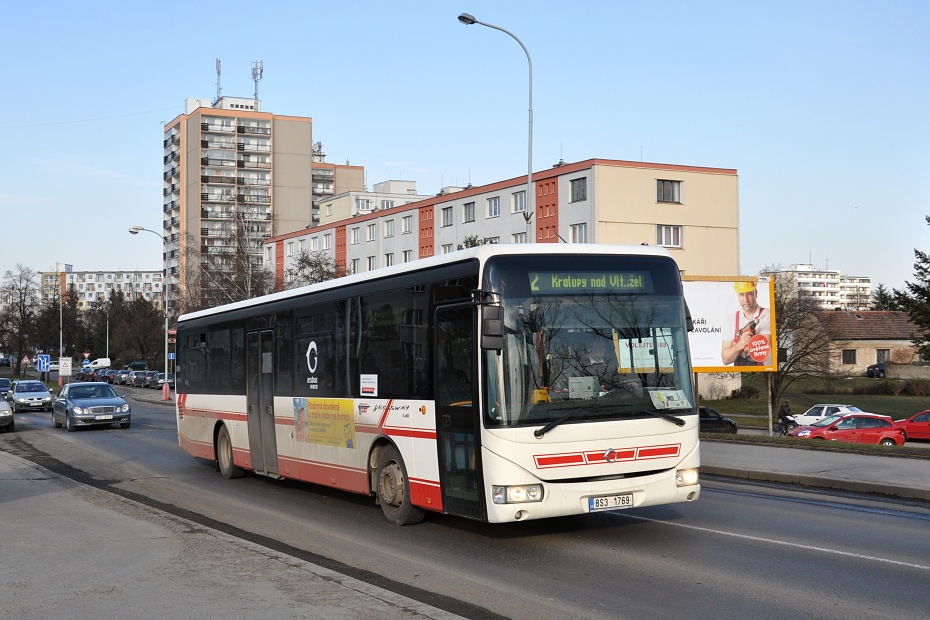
(95, 414, 113, 420)
(588, 494, 633, 511)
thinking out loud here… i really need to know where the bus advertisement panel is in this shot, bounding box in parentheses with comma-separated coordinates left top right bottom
(682, 276, 777, 372)
(175, 245, 700, 525)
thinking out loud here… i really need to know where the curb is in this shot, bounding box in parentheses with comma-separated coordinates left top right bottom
(701, 465, 930, 502)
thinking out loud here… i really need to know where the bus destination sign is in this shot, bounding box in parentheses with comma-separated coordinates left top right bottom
(528, 271, 650, 294)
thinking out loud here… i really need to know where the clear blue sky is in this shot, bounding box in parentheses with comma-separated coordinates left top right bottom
(4, 0, 927, 291)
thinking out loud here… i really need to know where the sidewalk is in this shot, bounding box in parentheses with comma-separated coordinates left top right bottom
(701, 440, 930, 501)
(0, 450, 465, 620)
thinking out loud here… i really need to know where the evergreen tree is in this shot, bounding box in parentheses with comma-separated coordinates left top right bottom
(895, 216, 930, 359)
(871, 283, 899, 310)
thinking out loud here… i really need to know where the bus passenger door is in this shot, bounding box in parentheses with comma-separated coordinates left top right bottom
(434, 305, 484, 520)
(247, 330, 279, 477)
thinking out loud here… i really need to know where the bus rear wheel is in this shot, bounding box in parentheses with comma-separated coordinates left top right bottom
(376, 445, 425, 526)
(217, 425, 245, 479)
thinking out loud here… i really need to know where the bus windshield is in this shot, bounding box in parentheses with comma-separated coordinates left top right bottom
(482, 255, 695, 429)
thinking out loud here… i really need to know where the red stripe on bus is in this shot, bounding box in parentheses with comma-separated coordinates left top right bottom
(637, 445, 681, 459)
(535, 453, 586, 468)
(384, 428, 437, 440)
(585, 449, 636, 463)
(378, 399, 394, 428)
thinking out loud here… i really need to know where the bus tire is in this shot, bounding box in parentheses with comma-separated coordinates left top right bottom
(217, 425, 245, 479)
(376, 445, 425, 526)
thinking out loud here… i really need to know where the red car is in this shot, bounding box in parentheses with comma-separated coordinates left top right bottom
(895, 410, 930, 441)
(789, 412, 905, 446)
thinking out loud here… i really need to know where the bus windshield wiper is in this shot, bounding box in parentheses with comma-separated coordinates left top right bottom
(534, 412, 577, 439)
(534, 407, 685, 439)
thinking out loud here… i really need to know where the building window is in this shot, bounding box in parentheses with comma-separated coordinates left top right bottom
(463, 202, 475, 222)
(381, 200, 394, 210)
(351, 258, 360, 273)
(876, 349, 890, 363)
(367, 256, 377, 270)
(402, 215, 413, 234)
(842, 349, 857, 365)
(350, 227, 360, 244)
(570, 178, 587, 202)
(366, 223, 376, 241)
(441, 244, 453, 254)
(384, 220, 394, 237)
(403, 250, 413, 263)
(441, 206, 453, 227)
(265, 247, 272, 261)
(656, 225, 682, 248)
(485, 236, 499, 244)
(512, 232, 527, 244)
(657, 179, 682, 203)
(570, 223, 587, 243)
(385, 253, 394, 267)
(512, 190, 526, 213)
(323, 234, 332, 250)
(326, 204, 333, 216)
(286, 242, 294, 256)
(487, 196, 500, 218)
(356, 198, 370, 211)
(310, 237, 319, 251)
(298, 239, 305, 252)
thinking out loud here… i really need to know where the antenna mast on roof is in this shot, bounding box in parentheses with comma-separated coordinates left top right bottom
(252, 61, 264, 107)
(214, 58, 222, 105)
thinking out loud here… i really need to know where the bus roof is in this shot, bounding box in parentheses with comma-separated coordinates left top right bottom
(178, 243, 674, 323)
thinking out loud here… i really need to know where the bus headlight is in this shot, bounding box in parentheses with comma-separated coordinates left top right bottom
(676, 468, 699, 487)
(492, 484, 544, 504)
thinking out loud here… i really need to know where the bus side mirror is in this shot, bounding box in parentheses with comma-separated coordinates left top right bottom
(481, 305, 504, 350)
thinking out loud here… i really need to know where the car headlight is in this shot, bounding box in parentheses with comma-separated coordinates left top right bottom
(43, 397, 51, 402)
(16, 398, 26, 403)
(676, 468, 699, 487)
(797, 430, 811, 437)
(72, 406, 84, 415)
(121, 404, 130, 413)
(492, 484, 544, 504)
(0, 410, 11, 417)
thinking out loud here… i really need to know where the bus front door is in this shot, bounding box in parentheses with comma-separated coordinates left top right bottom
(434, 305, 484, 520)
(247, 330, 279, 477)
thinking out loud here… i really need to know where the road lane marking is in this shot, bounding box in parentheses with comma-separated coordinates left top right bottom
(620, 514, 930, 571)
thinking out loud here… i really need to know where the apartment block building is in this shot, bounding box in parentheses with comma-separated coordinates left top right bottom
(265, 158, 741, 287)
(768, 263, 872, 310)
(41, 265, 164, 313)
(163, 97, 363, 312)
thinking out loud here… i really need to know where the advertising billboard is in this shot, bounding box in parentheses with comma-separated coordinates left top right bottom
(683, 276, 777, 373)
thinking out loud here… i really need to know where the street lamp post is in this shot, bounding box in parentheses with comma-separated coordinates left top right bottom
(457, 12, 534, 229)
(129, 225, 171, 401)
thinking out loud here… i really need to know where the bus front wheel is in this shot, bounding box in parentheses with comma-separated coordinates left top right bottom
(376, 445, 425, 526)
(217, 425, 245, 479)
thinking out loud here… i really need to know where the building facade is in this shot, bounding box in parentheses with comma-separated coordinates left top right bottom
(163, 97, 363, 312)
(769, 264, 872, 310)
(41, 265, 164, 313)
(265, 158, 741, 287)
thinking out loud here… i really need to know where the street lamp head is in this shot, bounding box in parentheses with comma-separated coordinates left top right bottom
(458, 13, 477, 25)
(129, 226, 144, 235)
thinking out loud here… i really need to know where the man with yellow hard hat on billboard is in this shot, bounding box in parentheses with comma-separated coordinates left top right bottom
(721, 280, 771, 366)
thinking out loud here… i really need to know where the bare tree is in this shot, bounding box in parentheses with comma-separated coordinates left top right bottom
(760, 266, 847, 412)
(180, 214, 275, 312)
(1, 264, 39, 375)
(283, 249, 348, 289)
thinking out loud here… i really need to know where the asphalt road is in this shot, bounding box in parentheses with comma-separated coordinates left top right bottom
(4, 393, 930, 620)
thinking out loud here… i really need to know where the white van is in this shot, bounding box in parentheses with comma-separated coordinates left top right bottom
(88, 357, 111, 369)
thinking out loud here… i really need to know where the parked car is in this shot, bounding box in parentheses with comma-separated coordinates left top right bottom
(8, 380, 53, 412)
(114, 369, 132, 385)
(0, 377, 11, 399)
(141, 370, 160, 388)
(132, 370, 156, 388)
(789, 412, 904, 446)
(124, 360, 147, 372)
(126, 371, 140, 386)
(48, 361, 59, 372)
(895, 410, 930, 441)
(793, 404, 863, 426)
(151, 373, 175, 390)
(51, 382, 131, 431)
(699, 406, 738, 434)
(866, 362, 886, 378)
(0, 400, 13, 433)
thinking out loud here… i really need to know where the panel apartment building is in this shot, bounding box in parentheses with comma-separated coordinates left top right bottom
(264, 158, 740, 285)
(162, 96, 363, 312)
(41, 264, 164, 313)
(767, 263, 872, 310)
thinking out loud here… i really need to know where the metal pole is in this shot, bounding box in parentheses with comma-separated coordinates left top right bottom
(129, 226, 171, 401)
(458, 13, 534, 236)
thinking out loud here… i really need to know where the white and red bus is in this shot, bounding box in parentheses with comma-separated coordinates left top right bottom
(175, 244, 700, 525)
